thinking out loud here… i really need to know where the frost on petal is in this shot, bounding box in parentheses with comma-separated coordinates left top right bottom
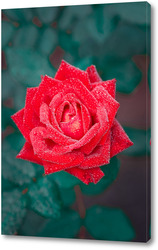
(86, 65, 102, 83)
(23, 87, 41, 130)
(48, 123, 100, 155)
(17, 142, 43, 165)
(110, 119, 134, 158)
(66, 166, 104, 184)
(81, 106, 109, 155)
(92, 85, 120, 127)
(80, 134, 111, 169)
(62, 78, 98, 115)
(32, 76, 62, 115)
(30, 127, 83, 164)
(11, 108, 31, 142)
(91, 79, 116, 98)
(43, 151, 84, 174)
(55, 60, 91, 89)
(32, 76, 98, 116)
(40, 103, 77, 145)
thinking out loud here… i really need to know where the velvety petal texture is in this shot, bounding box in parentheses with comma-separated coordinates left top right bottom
(11, 60, 133, 184)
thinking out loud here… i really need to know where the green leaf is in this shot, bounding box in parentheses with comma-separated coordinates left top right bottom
(2, 21, 15, 47)
(122, 127, 151, 156)
(28, 177, 61, 218)
(81, 157, 120, 195)
(2, 106, 14, 130)
(103, 58, 142, 94)
(59, 31, 79, 57)
(59, 5, 92, 30)
(107, 2, 151, 25)
(74, 57, 93, 71)
(13, 25, 39, 48)
(35, 6, 58, 24)
(18, 209, 46, 236)
(2, 177, 17, 191)
(50, 171, 81, 189)
(104, 22, 149, 59)
(59, 188, 76, 207)
(38, 209, 81, 238)
(38, 27, 57, 55)
(84, 206, 135, 241)
(5, 48, 54, 86)
(2, 135, 36, 186)
(3, 8, 34, 22)
(2, 70, 19, 100)
(2, 189, 27, 235)
(86, 5, 117, 44)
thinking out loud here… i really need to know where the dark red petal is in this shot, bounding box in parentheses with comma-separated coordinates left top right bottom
(62, 78, 98, 115)
(81, 104, 92, 134)
(86, 65, 102, 83)
(11, 109, 30, 142)
(92, 85, 120, 127)
(80, 134, 111, 169)
(66, 166, 104, 184)
(81, 106, 109, 155)
(110, 119, 134, 158)
(49, 93, 64, 132)
(17, 142, 43, 165)
(91, 79, 116, 98)
(55, 60, 91, 90)
(49, 123, 100, 155)
(23, 87, 39, 130)
(32, 76, 61, 115)
(60, 115, 84, 140)
(43, 152, 84, 174)
(32, 76, 98, 116)
(40, 103, 77, 145)
(30, 127, 82, 164)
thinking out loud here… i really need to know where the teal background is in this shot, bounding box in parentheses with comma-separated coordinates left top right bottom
(2, 2, 151, 242)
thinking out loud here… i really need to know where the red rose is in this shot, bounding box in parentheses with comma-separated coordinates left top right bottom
(11, 60, 133, 184)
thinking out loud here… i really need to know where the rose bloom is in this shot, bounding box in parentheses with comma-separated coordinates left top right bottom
(12, 60, 133, 184)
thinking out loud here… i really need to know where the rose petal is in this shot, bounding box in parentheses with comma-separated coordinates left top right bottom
(43, 151, 84, 174)
(17, 142, 43, 165)
(81, 106, 109, 155)
(23, 87, 41, 130)
(32, 76, 98, 116)
(92, 85, 120, 126)
(40, 103, 77, 145)
(66, 167, 104, 184)
(62, 78, 98, 115)
(30, 127, 82, 164)
(11, 109, 30, 142)
(81, 104, 92, 134)
(32, 76, 61, 115)
(86, 65, 102, 83)
(80, 134, 111, 169)
(110, 119, 134, 158)
(60, 112, 84, 140)
(49, 93, 64, 132)
(55, 60, 91, 90)
(91, 79, 116, 98)
(48, 123, 100, 155)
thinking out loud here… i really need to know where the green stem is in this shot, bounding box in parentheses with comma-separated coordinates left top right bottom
(74, 185, 86, 239)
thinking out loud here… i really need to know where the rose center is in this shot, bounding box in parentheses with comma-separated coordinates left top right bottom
(60, 104, 84, 140)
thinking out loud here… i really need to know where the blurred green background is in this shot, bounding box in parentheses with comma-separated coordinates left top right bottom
(1, 2, 151, 242)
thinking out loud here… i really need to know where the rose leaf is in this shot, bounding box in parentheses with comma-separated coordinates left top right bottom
(27, 177, 61, 219)
(84, 205, 135, 241)
(2, 189, 27, 235)
(38, 209, 81, 238)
